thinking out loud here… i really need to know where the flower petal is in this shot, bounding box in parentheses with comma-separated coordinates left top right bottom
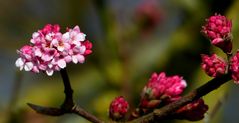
(15, 58, 24, 67)
(46, 69, 54, 76)
(24, 62, 33, 71)
(72, 55, 78, 64)
(57, 59, 66, 68)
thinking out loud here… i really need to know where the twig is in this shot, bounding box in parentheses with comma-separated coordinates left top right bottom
(60, 68, 74, 111)
(128, 73, 232, 123)
(72, 105, 104, 123)
(28, 68, 103, 123)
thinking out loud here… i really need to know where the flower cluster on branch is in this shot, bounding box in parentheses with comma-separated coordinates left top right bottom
(15, 13, 239, 123)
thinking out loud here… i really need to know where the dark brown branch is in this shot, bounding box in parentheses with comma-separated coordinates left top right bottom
(27, 103, 64, 116)
(60, 69, 74, 111)
(28, 68, 103, 123)
(72, 105, 104, 123)
(129, 73, 232, 123)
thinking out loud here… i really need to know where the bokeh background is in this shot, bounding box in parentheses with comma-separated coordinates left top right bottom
(1, 0, 239, 123)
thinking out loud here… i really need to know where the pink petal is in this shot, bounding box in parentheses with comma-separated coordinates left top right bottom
(24, 62, 34, 71)
(64, 56, 72, 63)
(76, 54, 85, 63)
(15, 58, 24, 68)
(57, 59, 66, 68)
(46, 69, 54, 76)
(72, 55, 78, 64)
(62, 32, 70, 41)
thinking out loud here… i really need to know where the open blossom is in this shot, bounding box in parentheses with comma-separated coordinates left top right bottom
(173, 98, 208, 121)
(201, 14, 232, 53)
(201, 54, 227, 77)
(109, 96, 129, 121)
(15, 24, 92, 76)
(140, 72, 187, 108)
(230, 51, 239, 83)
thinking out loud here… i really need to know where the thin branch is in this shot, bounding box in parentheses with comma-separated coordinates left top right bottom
(27, 103, 64, 116)
(129, 73, 232, 123)
(72, 105, 104, 123)
(28, 68, 103, 123)
(60, 69, 74, 111)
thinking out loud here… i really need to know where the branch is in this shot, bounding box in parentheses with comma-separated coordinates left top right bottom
(28, 69, 103, 123)
(129, 73, 232, 123)
(60, 68, 74, 111)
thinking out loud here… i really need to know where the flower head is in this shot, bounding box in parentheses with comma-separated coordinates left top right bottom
(16, 24, 92, 76)
(135, 0, 162, 34)
(109, 96, 129, 121)
(201, 54, 227, 77)
(201, 14, 232, 53)
(230, 51, 239, 83)
(173, 98, 208, 121)
(140, 72, 187, 108)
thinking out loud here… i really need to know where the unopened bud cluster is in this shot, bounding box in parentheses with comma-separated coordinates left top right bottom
(201, 14, 239, 84)
(140, 72, 186, 108)
(173, 98, 208, 121)
(109, 96, 129, 121)
(201, 14, 232, 53)
(201, 54, 227, 77)
(129, 72, 208, 121)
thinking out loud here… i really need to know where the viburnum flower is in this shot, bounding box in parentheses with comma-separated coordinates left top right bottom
(230, 51, 239, 83)
(201, 14, 232, 53)
(173, 98, 208, 121)
(135, 0, 162, 33)
(201, 54, 227, 77)
(15, 24, 92, 76)
(109, 96, 129, 121)
(140, 72, 187, 108)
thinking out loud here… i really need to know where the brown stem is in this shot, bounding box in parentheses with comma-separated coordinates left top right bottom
(28, 69, 103, 123)
(128, 73, 232, 123)
(60, 69, 74, 111)
(72, 105, 104, 123)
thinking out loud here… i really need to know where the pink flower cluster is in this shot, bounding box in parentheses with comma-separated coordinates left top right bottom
(140, 72, 187, 108)
(230, 51, 239, 83)
(109, 96, 129, 121)
(201, 54, 227, 77)
(201, 14, 239, 84)
(201, 14, 232, 53)
(15, 24, 92, 76)
(174, 98, 208, 121)
(130, 72, 208, 121)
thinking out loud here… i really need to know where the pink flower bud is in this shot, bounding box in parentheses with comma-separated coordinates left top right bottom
(109, 96, 129, 121)
(230, 51, 239, 83)
(201, 14, 232, 53)
(173, 99, 208, 121)
(140, 72, 187, 108)
(40, 24, 60, 35)
(201, 54, 227, 77)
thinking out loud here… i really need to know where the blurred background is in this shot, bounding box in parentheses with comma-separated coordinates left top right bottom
(1, 0, 239, 123)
